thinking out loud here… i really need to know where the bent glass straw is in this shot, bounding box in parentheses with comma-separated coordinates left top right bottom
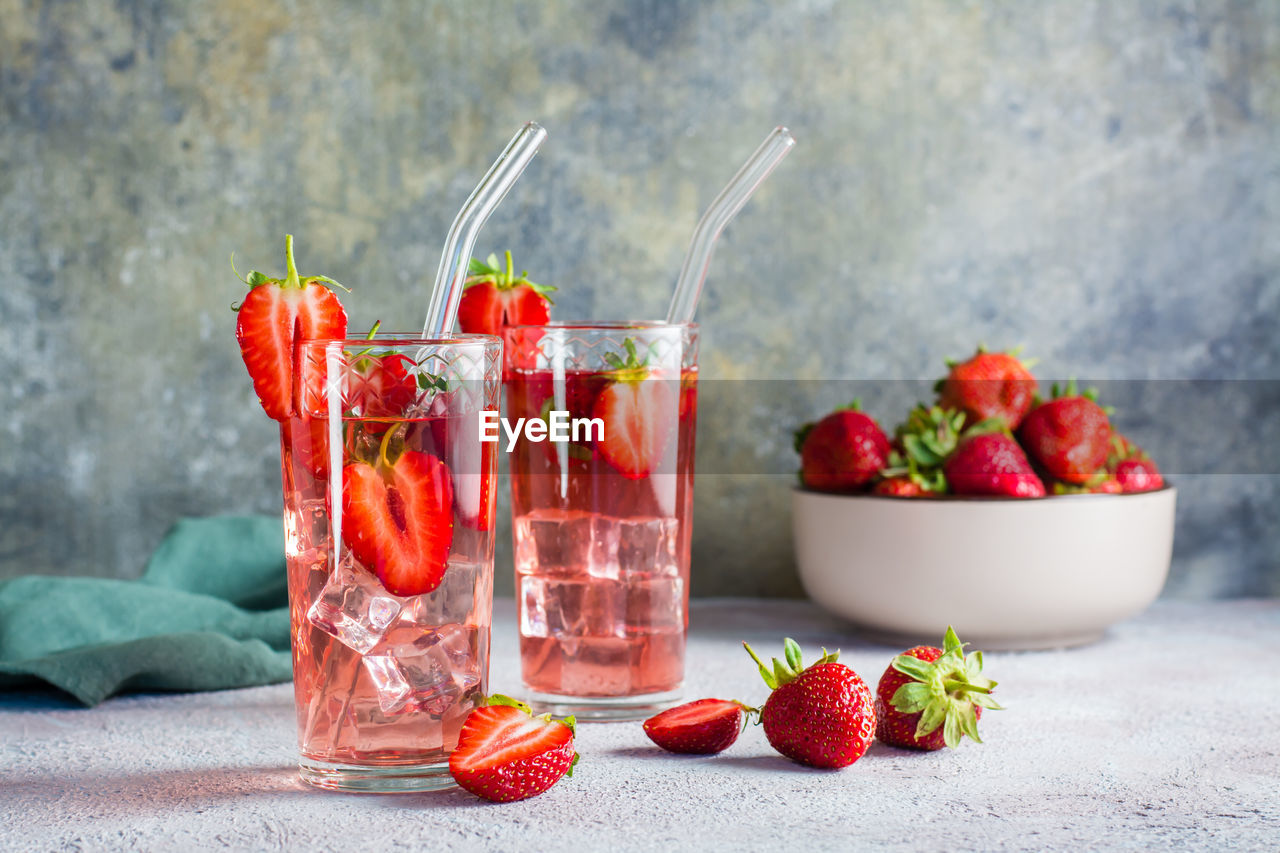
(422, 121, 548, 337)
(666, 127, 796, 325)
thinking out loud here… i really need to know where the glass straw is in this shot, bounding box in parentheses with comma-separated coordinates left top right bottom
(422, 121, 548, 337)
(666, 126, 796, 324)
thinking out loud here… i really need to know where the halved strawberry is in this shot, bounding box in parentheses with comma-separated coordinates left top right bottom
(341, 446, 454, 596)
(592, 339, 677, 479)
(456, 252, 554, 338)
(643, 698, 752, 755)
(234, 235, 348, 421)
(449, 695, 578, 802)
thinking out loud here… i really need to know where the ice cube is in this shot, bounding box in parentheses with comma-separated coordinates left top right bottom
(306, 556, 402, 654)
(518, 575, 625, 640)
(515, 510, 621, 577)
(616, 516, 679, 577)
(363, 622, 482, 715)
(625, 576, 685, 635)
(403, 558, 483, 628)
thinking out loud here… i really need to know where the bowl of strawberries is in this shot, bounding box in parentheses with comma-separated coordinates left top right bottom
(791, 348, 1175, 650)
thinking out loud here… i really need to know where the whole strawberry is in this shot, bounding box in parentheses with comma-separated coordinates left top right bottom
(878, 405, 971, 495)
(449, 695, 578, 802)
(937, 347, 1038, 430)
(456, 251, 555, 338)
(1108, 435, 1165, 493)
(795, 401, 891, 492)
(743, 639, 876, 769)
(944, 432, 1046, 497)
(1018, 381, 1112, 484)
(876, 626, 1002, 751)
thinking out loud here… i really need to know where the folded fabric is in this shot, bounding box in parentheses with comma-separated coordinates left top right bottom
(0, 516, 292, 706)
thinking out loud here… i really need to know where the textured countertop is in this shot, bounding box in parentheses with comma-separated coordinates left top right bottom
(3, 599, 1279, 852)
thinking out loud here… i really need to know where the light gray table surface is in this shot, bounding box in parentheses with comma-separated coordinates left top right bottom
(3, 598, 1278, 852)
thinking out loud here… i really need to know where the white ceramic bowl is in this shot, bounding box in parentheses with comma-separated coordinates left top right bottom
(792, 487, 1177, 650)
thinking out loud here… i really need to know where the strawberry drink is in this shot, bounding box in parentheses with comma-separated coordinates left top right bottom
(504, 322, 698, 720)
(282, 333, 501, 792)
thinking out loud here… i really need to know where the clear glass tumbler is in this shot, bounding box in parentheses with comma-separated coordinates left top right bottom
(504, 322, 699, 720)
(281, 333, 500, 791)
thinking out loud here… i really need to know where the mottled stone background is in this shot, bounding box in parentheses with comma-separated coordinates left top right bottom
(2, 0, 1277, 598)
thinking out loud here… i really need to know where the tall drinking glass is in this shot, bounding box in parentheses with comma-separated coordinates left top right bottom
(281, 333, 501, 791)
(504, 322, 698, 720)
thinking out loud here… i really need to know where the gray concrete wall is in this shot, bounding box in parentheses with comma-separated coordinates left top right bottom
(2, 0, 1277, 598)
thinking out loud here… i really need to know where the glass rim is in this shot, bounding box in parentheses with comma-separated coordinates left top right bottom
(297, 332, 502, 349)
(504, 320, 699, 332)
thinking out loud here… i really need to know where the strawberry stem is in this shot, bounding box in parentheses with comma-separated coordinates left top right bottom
(504, 250, 514, 286)
(284, 234, 302, 290)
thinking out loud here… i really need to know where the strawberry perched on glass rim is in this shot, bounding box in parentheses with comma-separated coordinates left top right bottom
(456, 251, 555, 338)
(233, 235, 348, 421)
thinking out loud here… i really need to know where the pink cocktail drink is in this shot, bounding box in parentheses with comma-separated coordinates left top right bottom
(283, 334, 500, 791)
(505, 323, 698, 719)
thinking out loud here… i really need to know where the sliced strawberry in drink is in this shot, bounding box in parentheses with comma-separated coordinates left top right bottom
(591, 339, 676, 479)
(353, 352, 419, 435)
(449, 696, 577, 802)
(234, 235, 347, 421)
(341, 450, 454, 596)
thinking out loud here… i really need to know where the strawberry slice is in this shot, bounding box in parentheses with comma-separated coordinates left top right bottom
(234, 235, 347, 421)
(449, 696, 578, 802)
(592, 339, 677, 479)
(341, 448, 454, 596)
(456, 251, 554, 338)
(643, 698, 751, 755)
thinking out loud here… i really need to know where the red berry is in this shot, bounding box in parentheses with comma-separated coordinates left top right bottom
(341, 450, 454, 596)
(875, 627, 1001, 751)
(234, 235, 348, 421)
(643, 699, 748, 755)
(1019, 390, 1112, 484)
(456, 251, 554, 338)
(937, 348, 1038, 430)
(873, 476, 929, 497)
(592, 339, 677, 479)
(796, 403, 891, 492)
(944, 432, 1046, 497)
(744, 640, 876, 769)
(449, 697, 577, 802)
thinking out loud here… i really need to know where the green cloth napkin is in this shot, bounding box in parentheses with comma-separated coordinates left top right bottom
(0, 516, 292, 706)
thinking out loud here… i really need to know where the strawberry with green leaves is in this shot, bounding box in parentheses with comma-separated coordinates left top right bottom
(1019, 381, 1113, 485)
(341, 426, 454, 596)
(875, 626, 1002, 750)
(795, 401, 892, 492)
(877, 404, 972, 495)
(449, 695, 578, 802)
(743, 639, 876, 769)
(592, 338, 677, 479)
(234, 235, 348, 420)
(456, 251, 555, 338)
(1108, 435, 1165, 493)
(937, 346, 1038, 430)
